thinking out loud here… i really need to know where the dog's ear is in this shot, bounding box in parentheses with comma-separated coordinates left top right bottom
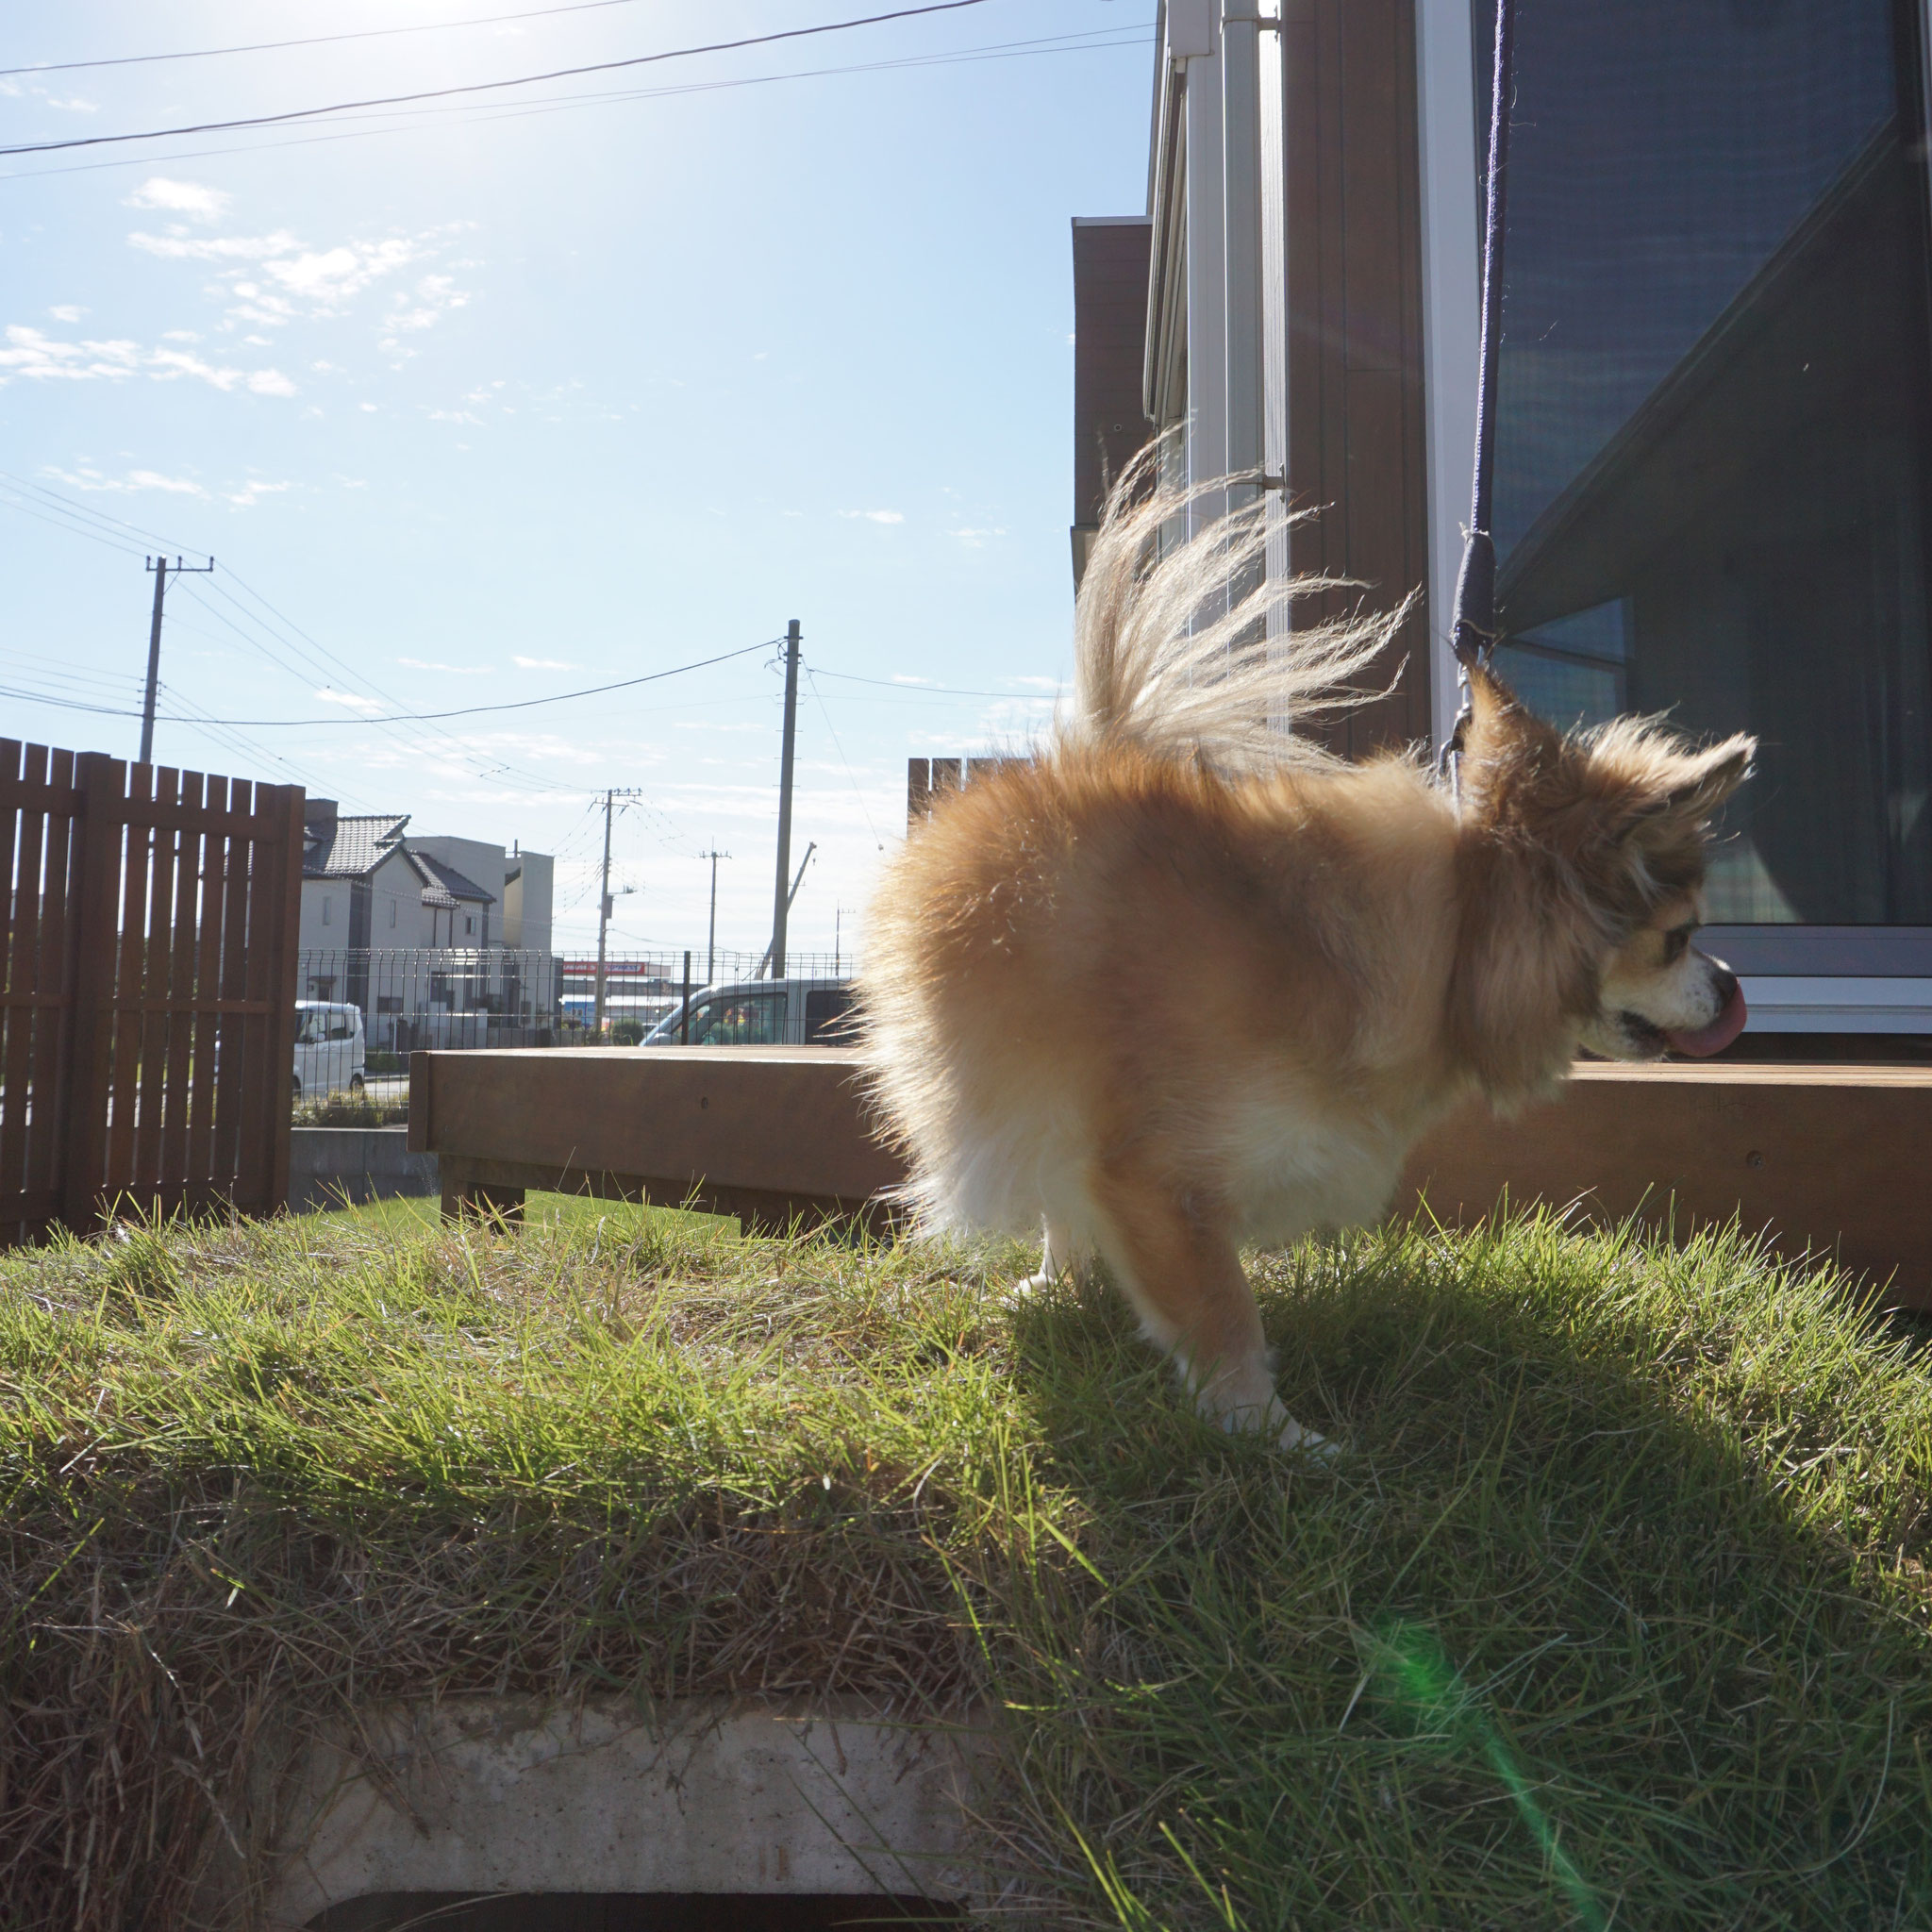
(1615, 734, 1756, 845)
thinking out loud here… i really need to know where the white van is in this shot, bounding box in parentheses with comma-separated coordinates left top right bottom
(292, 1001, 367, 1099)
(641, 977, 857, 1047)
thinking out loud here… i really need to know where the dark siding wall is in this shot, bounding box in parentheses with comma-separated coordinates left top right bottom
(1282, 0, 1433, 756)
(1072, 219, 1155, 580)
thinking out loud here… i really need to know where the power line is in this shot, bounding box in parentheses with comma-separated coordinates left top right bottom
(804, 663, 885, 851)
(0, 27, 1153, 182)
(0, 469, 208, 558)
(3, 0, 658, 79)
(812, 666, 1064, 699)
(0, 0, 999, 158)
(0, 639, 778, 726)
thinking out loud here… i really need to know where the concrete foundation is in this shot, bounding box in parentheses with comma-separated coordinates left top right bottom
(290, 1127, 438, 1214)
(242, 1698, 985, 1928)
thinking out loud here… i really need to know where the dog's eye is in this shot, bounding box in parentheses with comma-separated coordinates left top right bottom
(1660, 925, 1695, 964)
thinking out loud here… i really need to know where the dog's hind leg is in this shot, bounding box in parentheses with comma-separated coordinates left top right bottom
(1018, 1216, 1081, 1295)
(1091, 1160, 1327, 1455)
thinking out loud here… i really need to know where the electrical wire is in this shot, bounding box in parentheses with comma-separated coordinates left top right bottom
(0, 469, 208, 558)
(0, 0, 1000, 158)
(3, 0, 661, 79)
(0, 28, 1153, 183)
(0, 641, 778, 724)
(804, 664, 885, 851)
(811, 666, 1064, 699)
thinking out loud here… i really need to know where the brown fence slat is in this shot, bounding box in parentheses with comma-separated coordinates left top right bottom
(185, 776, 227, 1194)
(0, 743, 48, 1227)
(131, 767, 181, 1195)
(235, 784, 280, 1212)
(263, 785, 303, 1216)
(27, 749, 77, 1224)
(105, 766, 148, 1201)
(61, 753, 126, 1231)
(0, 741, 22, 1237)
(158, 771, 203, 1196)
(211, 779, 254, 1198)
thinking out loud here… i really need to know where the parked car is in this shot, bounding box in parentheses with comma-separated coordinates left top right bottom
(292, 1001, 367, 1099)
(641, 977, 858, 1047)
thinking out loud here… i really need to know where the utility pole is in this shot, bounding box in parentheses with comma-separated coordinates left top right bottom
(756, 841, 815, 980)
(700, 847, 729, 986)
(591, 787, 644, 1040)
(140, 554, 214, 766)
(769, 618, 802, 979)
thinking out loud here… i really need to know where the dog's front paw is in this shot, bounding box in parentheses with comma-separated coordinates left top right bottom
(1271, 1413, 1340, 1460)
(1204, 1386, 1340, 1459)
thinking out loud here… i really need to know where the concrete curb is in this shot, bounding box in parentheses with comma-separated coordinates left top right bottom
(291, 1126, 438, 1215)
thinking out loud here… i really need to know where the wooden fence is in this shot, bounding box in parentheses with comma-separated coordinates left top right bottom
(0, 742, 304, 1244)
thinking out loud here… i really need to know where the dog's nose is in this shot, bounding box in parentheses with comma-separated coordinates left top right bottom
(1708, 962, 1739, 1006)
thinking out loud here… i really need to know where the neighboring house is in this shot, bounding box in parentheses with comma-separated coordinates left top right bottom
(1072, 0, 1932, 1035)
(299, 801, 558, 1042)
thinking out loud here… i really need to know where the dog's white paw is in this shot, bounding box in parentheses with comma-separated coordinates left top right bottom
(1273, 1415, 1341, 1460)
(1206, 1391, 1339, 1459)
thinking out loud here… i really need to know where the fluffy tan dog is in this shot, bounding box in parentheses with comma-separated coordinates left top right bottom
(859, 467, 1752, 1452)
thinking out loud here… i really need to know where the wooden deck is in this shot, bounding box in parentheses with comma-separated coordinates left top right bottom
(409, 1048, 1932, 1307)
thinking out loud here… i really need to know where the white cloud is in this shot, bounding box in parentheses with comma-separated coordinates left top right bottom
(225, 478, 291, 507)
(128, 228, 300, 263)
(125, 178, 232, 221)
(45, 464, 206, 497)
(512, 656, 580, 671)
(0, 326, 141, 381)
(148, 344, 295, 395)
(269, 237, 418, 307)
(949, 525, 1008, 547)
(399, 657, 491, 675)
(0, 323, 294, 398)
(380, 273, 468, 352)
(315, 688, 383, 712)
(47, 305, 85, 323)
(841, 509, 905, 525)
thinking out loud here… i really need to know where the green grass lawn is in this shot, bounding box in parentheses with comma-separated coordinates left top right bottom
(305, 1189, 733, 1240)
(2, 1206, 1929, 1928)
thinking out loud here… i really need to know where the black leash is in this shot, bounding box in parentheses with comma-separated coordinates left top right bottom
(1444, 0, 1518, 793)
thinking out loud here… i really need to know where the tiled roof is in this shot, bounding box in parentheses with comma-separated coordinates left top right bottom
(407, 849, 496, 908)
(303, 814, 408, 879)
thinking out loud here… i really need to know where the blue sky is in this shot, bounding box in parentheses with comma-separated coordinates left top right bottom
(0, 0, 1153, 957)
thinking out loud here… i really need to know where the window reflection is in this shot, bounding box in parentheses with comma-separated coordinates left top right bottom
(1480, 0, 1932, 924)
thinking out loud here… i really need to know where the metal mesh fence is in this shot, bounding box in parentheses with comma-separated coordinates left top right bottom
(295, 947, 857, 1063)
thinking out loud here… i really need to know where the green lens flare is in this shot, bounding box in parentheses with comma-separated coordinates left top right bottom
(1376, 1619, 1608, 1932)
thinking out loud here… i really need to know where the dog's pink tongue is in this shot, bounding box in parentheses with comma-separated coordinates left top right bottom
(1665, 981, 1747, 1057)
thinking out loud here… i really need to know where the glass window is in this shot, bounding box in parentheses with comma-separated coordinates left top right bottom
(1480, 0, 1932, 925)
(804, 987, 858, 1042)
(692, 992, 787, 1045)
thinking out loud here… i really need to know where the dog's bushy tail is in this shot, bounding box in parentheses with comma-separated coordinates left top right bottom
(1066, 440, 1416, 772)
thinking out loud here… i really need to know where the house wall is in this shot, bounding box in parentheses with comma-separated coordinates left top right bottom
(501, 852, 554, 953)
(1071, 217, 1156, 587)
(408, 835, 504, 946)
(1142, 0, 1432, 756)
(1281, 0, 1433, 758)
